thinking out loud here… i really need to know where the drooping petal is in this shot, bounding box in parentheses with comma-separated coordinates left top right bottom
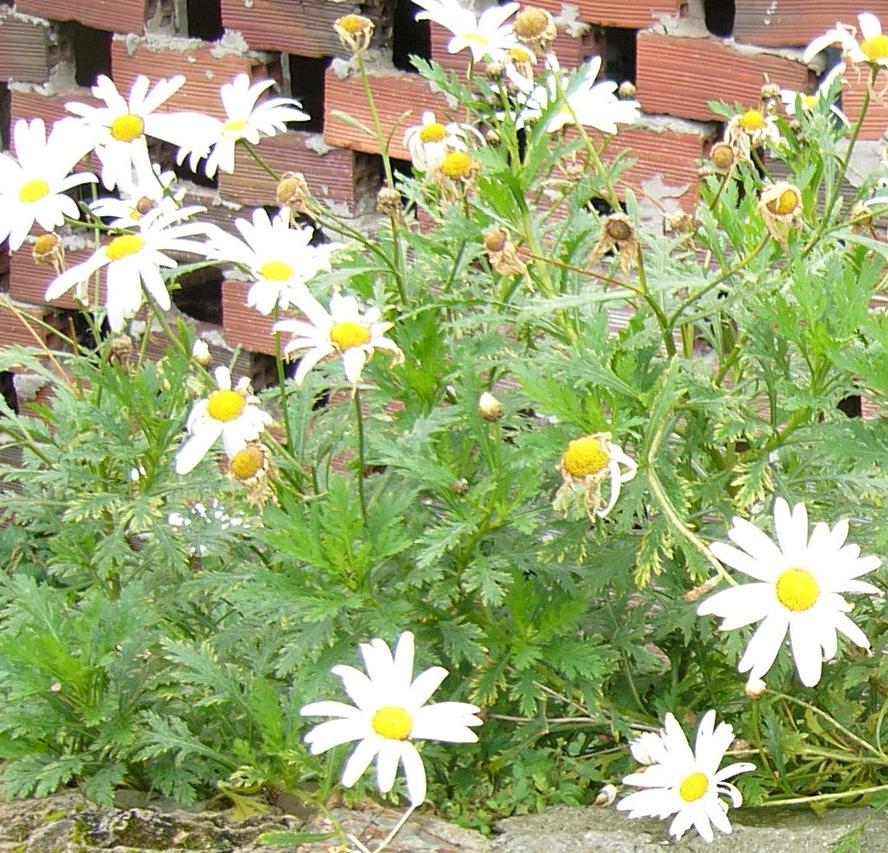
(341, 736, 382, 788)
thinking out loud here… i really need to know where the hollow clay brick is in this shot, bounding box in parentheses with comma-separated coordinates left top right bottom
(221, 279, 299, 356)
(534, 0, 683, 29)
(0, 11, 51, 84)
(15, 0, 149, 35)
(734, 1, 878, 48)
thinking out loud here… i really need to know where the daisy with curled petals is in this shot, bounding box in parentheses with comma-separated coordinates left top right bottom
(45, 204, 213, 331)
(403, 110, 473, 173)
(412, 0, 520, 63)
(0, 118, 96, 250)
(804, 13, 888, 69)
(176, 74, 309, 178)
(697, 498, 882, 688)
(780, 63, 848, 123)
(206, 208, 338, 315)
(617, 710, 755, 844)
(275, 292, 404, 389)
(89, 164, 183, 229)
(65, 74, 212, 190)
(301, 630, 482, 807)
(175, 366, 273, 475)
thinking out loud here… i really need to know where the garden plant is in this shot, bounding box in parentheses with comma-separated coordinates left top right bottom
(3, 3, 888, 848)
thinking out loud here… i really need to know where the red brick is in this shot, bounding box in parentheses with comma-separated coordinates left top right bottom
(222, 279, 298, 356)
(11, 87, 99, 132)
(535, 0, 683, 29)
(110, 38, 263, 120)
(636, 32, 809, 122)
(221, 0, 356, 58)
(218, 130, 376, 212)
(0, 10, 51, 83)
(323, 66, 456, 160)
(15, 0, 149, 34)
(0, 298, 73, 352)
(10, 244, 99, 310)
(734, 1, 874, 48)
(842, 70, 888, 140)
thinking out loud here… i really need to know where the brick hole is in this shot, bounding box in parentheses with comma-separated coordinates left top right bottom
(703, 0, 734, 38)
(287, 55, 327, 133)
(0, 82, 9, 149)
(0, 372, 18, 414)
(599, 26, 636, 85)
(186, 0, 224, 40)
(393, 0, 431, 72)
(838, 395, 862, 418)
(244, 353, 278, 392)
(65, 22, 113, 87)
(171, 266, 223, 325)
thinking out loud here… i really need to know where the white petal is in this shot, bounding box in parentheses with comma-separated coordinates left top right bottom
(859, 13, 883, 40)
(400, 742, 427, 805)
(301, 700, 360, 718)
(175, 424, 222, 475)
(834, 612, 871, 649)
(738, 611, 789, 679)
(789, 616, 822, 686)
(341, 737, 382, 788)
(407, 666, 448, 707)
(303, 717, 365, 754)
(728, 517, 783, 565)
(376, 739, 401, 793)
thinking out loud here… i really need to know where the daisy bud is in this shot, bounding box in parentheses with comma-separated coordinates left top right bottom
(135, 196, 157, 216)
(485, 61, 505, 80)
(618, 81, 637, 99)
(595, 783, 618, 805)
(333, 14, 375, 55)
(478, 391, 504, 421)
(709, 141, 738, 172)
(485, 129, 501, 145)
(276, 171, 311, 215)
(483, 226, 526, 276)
(191, 339, 212, 367)
(513, 6, 557, 53)
(376, 186, 403, 219)
(453, 478, 469, 494)
(32, 233, 65, 270)
(109, 334, 133, 365)
(744, 677, 767, 699)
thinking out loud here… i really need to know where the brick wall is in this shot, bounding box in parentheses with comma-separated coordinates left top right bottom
(0, 0, 876, 398)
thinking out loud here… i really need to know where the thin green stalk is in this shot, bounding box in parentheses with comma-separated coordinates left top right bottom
(240, 139, 280, 181)
(272, 306, 295, 453)
(355, 53, 394, 189)
(353, 388, 368, 525)
(636, 246, 675, 356)
(760, 783, 888, 807)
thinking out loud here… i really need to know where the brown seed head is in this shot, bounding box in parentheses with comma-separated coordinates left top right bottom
(514, 7, 551, 38)
(710, 141, 737, 171)
(605, 216, 634, 242)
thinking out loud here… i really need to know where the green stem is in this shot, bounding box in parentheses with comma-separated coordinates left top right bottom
(355, 53, 394, 188)
(636, 246, 675, 356)
(240, 139, 280, 181)
(354, 388, 368, 525)
(760, 783, 888, 807)
(272, 306, 294, 453)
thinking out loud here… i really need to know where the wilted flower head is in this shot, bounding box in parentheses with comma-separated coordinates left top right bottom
(301, 630, 483, 805)
(590, 213, 638, 273)
(334, 14, 375, 54)
(513, 6, 556, 54)
(759, 181, 803, 245)
(723, 108, 779, 156)
(403, 110, 473, 173)
(805, 13, 888, 68)
(483, 226, 527, 276)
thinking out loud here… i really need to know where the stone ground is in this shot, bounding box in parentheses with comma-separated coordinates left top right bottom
(1, 792, 887, 852)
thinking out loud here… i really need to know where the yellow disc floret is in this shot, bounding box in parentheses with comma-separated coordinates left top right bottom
(207, 389, 246, 422)
(259, 259, 294, 281)
(679, 771, 709, 803)
(508, 46, 533, 64)
(110, 113, 145, 142)
(513, 7, 550, 39)
(329, 321, 371, 350)
(229, 445, 264, 480)
(439, 150, 476, 179)
(19, 178, 50, 203)
(562, 436, 609, 478)
(336, 13, 368, 34)
(222, 118, 249, 137)
(419, 122, 448, 143)
(371, 706, 413, 740)
(861, 34, 888, 62)
(738, 109, 766, 130)
(768, 188, 800, 216)
(106, 234, 145, 261)
(775, 567, 820, 612)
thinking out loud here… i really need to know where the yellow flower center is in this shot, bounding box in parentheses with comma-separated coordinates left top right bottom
(229, 445, 264, 480)
(679, 771, 709, 803)
(329, 321, 371, 350)
(738, 109, 766, 130)
(767, 188, 800, 216)
(508, 46, 533, 63)
(18, 178, 50, 203)
(462, 32, 490, 45)
(861, 34, 888, 62)
(800, 94, 818, 109)
(106, 234, 145, 261)
(206, 389, 246, 422)
(222, 117, 249, 137)
(371, 706, 413, 740)
(337, 14, 368, 34)
(110, 113, 145, 142)
(33, 233, 61, 254)
(258, 259, 294, 281)
(513, 8, 549, 38)
(562, 436, 609, 478)
(776, 567, 820, 612)
(439, 150, 476, 179)
(419, 122, 448, 143)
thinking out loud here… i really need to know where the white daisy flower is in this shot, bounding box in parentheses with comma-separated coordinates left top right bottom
(301, 630, 482, 806)
(0, 118, 96, 250)
(274, 292, 404, 388)
(176, 74, 309, 178)
(413, 0, 521, 63)
(89, 163, 183, 229)
(617, 710, 756, 844)
(507, 55, 640, 134)
(403, 110, 471, 172)
(175, 366, 273, 476)
(697, 498, 882, 687)
(65, 74, 211, 190)
(723, 108, 780, 156)
(44, 204, 213, 331)
(804, 13, 888, 68)
(206, 208, 338, 316)
(780, 63, 848, 123)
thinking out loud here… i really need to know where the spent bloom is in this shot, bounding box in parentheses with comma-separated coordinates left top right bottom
(89, 164, 183, 228)
(207, 208, 337, 315)
(723, 109, 780, 156)
(403, 110, 472, 173)
(758, 181, 803, 245)
(697, 498, 882, 687)
(301, 630, 482, 806)
(275, 292, 404, 388)
(45, 204, 212, 331)
(554, 432, 637, 520)
(175, 367, 273, 475)
(176, 74, 309, 178)
(412, 0, 520, 63)
(618, 711, 755, 844)
(65, 74, 202, 190)
(0, 118, 96, 250)
(804, 13, 888, 68)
